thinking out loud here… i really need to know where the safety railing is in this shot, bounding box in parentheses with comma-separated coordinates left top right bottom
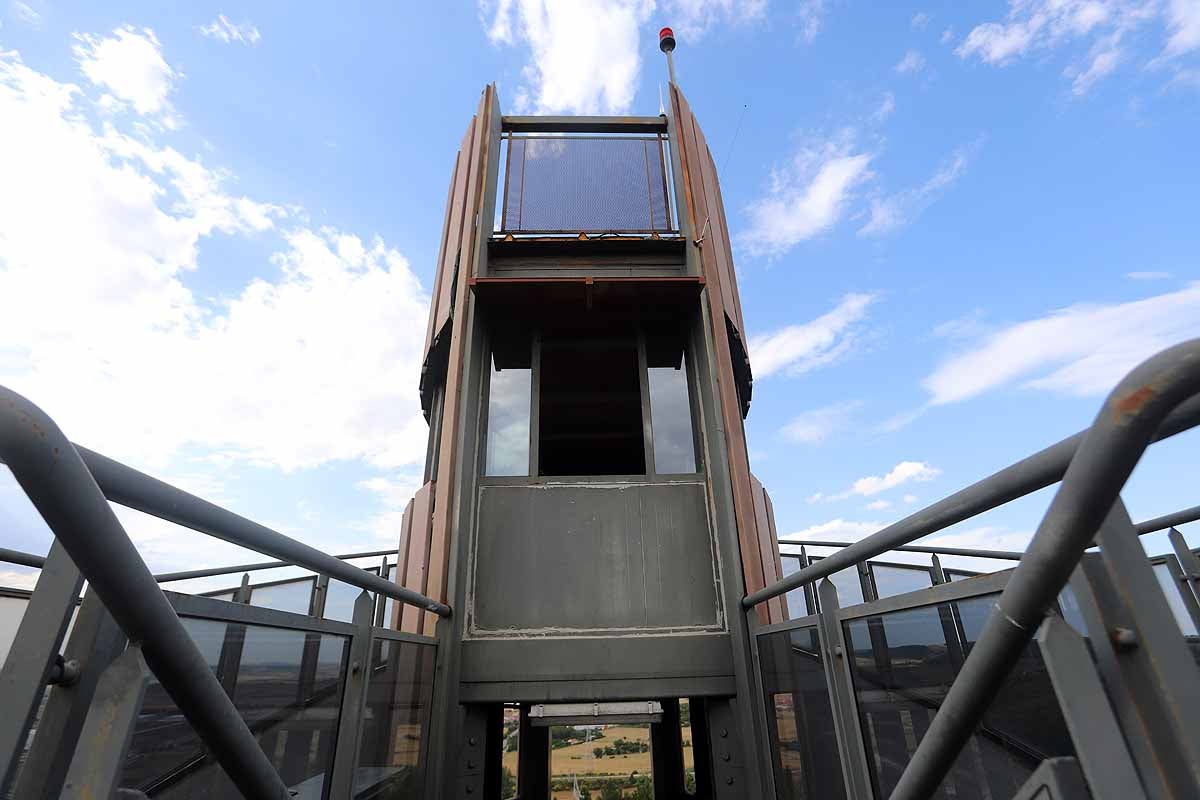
(0, 385, 449, 799)
(748, 339, 1200, 800)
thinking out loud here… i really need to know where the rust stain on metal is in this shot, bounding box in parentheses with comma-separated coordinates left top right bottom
(1112, 385, 1156, 421)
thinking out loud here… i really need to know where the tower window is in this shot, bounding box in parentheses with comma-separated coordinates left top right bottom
(538, 332, 645, 476)
(482, 323, 700, 479)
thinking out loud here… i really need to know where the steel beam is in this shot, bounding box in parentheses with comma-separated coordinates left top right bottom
(889, 339, 1200, 800)
(59, 645, 150, 800)
(0, 539, 82, 793)
(1135, 504, 1200, 535)
(779, 538, 1024, 561)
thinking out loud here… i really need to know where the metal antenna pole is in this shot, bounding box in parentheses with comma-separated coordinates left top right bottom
(659, 27, 677, 85)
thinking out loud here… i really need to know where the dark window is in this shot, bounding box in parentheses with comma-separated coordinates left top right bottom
(538, 331, 645, 476)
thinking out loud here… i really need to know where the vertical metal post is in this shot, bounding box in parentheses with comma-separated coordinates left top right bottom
(310, 574, 329, 617)
(799, 546, 816, 616)
(13, 588, 127, 800)
(650, 698, 685, 799)
(329, 590, 375, 797)
(1036, 615, 1143, 800)
(1160, 555, 1200, 633)
(0, 539, 83, 793)
(375, 556, 390, 628)
(1168, 527, 1200, 602)
(516, 705, 550, 800)
(59, 645, 150, 800)
(815, 578, 873, 800)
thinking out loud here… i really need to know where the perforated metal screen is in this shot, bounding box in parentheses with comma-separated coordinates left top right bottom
(501, 135, 674, 233)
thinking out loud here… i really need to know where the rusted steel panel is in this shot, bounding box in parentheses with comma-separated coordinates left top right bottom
(671, 84, 768, 622)
(750, 474, 787, 623)
(694, 125, 746, 337)
(400, 483, 435, 634)
(424, 123, 474, 358)
(424, 85, 500, 635)
(389, 497, 414, 630)
(762, 486, 788, 622)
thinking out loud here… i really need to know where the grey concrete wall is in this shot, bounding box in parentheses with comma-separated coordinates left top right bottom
(471, 481, 721, 633)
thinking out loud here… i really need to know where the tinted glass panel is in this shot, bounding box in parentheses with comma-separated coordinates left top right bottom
(646, 329, 696, 474)
(780, 556, 811, 619)
(249, 578, 314, 615)
(485, 331, 532, 476)
(1153, 562, 1199, 636)
(844, 595, 1074, 800)
(355, 639, 437, 798)
(811, 560, 864, 609)
(759, 626, 846, 800)
(538, 331, 644, 476)
(121, 617, 347, 796)
(871, 565, 933, 599)
(502, 135, 672, 233)
(325, 578, 372, 623)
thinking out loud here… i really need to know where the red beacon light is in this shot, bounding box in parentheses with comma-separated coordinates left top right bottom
(659, 27, 676, 53)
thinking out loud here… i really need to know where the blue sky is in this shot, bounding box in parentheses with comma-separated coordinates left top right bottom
(1, 1, 1198, 588)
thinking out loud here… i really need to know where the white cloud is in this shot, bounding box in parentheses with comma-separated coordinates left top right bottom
(866, 499, 891, 510)
(0, 568, 38, 589)
(73, 26, 178, 121)
(199, 15, 261, 45)
(742, 132, 874, 256)
(781, 518, 886, 543)
(1127, 270, 1171, 280)
(903, 493, 918, 504)
(923, 283, 1200, 405)
(809, 460, 941, 504)
(10, 1, 40, 27)
(796, 0, 827, 43)
(781, 400, 860, 443)
(483, 0, 653, 115)
(912, 12, 932, 30)
(860, 143, 975, 236)
(845, 461, 941, 497)
(895, 49, 926, 73)
(665, 0, 768, 40)
(941, 27, 954, 44)
(0, 48, 432, 480)
(872, 91, 896, 121)
(749, 293, 876, 378)
(956, 1, 1189, 93)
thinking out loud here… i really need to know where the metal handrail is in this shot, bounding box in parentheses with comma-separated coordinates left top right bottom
(890, 338, 1200, 800)
(744, 392, 1200, 609)
(777, 539, 1025, 561)
(1135, 503, 1200, 535)
(0, 385, 290, 799)
(73, 447, 449, 617)
(0, 546, 398, 582)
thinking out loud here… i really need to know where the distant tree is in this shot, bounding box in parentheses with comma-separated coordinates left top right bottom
(500, 767, 516, 798)
(600, 780, 622, 800)
(593, 746, 605, 759)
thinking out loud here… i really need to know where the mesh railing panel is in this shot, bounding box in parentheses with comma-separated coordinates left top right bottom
(502, 135, 673, 233)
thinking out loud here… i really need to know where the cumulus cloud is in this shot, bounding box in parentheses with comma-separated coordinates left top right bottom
(73, 26, 178, 121)
(780, 400, 860, 443)
(809, 460, 941, 503)
(749, 293, 876, 378)
(1127, 270, 1171, 280)
(780, 518, 886, 543)
(0, 47, 432, 484)
(860, 143, 975, 236)
(912, 12, 932, 30)
(866, 499, 891, 510)
(742, 132, 874, 256)
(199, 14, 261, 45)
(923, 283, 1200, 405)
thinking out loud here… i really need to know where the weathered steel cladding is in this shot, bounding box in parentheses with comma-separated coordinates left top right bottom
(471, 482, 721, 632)
(671, 83, 776, 622)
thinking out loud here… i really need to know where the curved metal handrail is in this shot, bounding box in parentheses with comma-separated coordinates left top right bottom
(890, 338, 1200, 800)
(0, 386, 291, 800)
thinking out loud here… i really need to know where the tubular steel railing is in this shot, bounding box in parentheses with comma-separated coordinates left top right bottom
(0, 385, 449, 799)
(750, 339, 1200, 800)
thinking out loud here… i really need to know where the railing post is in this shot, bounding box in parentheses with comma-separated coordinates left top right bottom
(328, 590, 375, 797)
(815, 578, 873, 800)
(1036, 614, 1143, 800)
(1168, 527, 1200, 602)
(12, 588, 127, 800)
(0, 539, 83, 794)
(59, 645, 150, 800)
